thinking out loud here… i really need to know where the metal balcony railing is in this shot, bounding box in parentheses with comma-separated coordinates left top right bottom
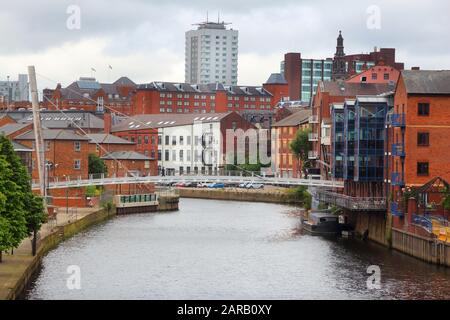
(391, 172, 405, 187)
(412, 215, 432, 233)
(390, 113, 406, 127)
(316, 190, 386, 211)
(308, 133, 319, 141)
(308, 151, 319, 160)
(309, 115, 319, 124)
(391, 143, 405, 157)
(390, 201, 404, 217)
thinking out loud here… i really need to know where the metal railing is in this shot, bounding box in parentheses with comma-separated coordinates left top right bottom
(390, 113, 406, 127)
(33, 173, 345, 190)
(316, 190, 386, 211)
(391, 143, 405, 157)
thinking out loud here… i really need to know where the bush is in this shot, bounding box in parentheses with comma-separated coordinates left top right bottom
(288, 186, 312, 210)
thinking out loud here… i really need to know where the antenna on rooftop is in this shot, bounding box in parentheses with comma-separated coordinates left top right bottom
(218, 11, 220, 23)
(206, 11, 209, 22)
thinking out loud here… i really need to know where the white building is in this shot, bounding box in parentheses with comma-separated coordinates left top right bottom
(185, 21, 238, 86)
(0, 74, 29, 103)
(111, 112, 255, 176)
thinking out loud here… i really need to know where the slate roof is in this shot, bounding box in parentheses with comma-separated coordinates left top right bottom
(137, 82, 272, 96)
(320, 81, 393, 97)
(1, 111, 104, 130)
(112, 112, 234, 132)
(265, 73, 287, 84)
(272, 108, 311, 127)
(86, 133, 135, 145)
(101, 151, 151, 161)
(15, 129, 89, 141)
(12, 141, 33, 152)
(0, 123, 31, 136)
(401, 70, 450, 95)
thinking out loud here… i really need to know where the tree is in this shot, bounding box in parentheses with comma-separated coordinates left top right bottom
(289, 128, 312, 178)
(88, 153, 108, 176)
(0, 135, 46, 259)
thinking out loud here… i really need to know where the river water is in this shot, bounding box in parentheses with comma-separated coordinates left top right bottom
(26, 199, 450, 300)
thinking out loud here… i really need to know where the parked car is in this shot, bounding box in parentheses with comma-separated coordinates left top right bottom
(197, 182, 210, 188)
(208, 183, 225, 189)
(239, 182, 250, 188)
(246, 183, 264, 189)
(174, 182, 185, 187)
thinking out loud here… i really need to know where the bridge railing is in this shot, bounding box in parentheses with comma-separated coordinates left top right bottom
(316, 190, 386, 211)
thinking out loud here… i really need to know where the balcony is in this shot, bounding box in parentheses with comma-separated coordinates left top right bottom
(309, 115, 319, 124)
(308, 151, 319, 160)
(308, 133, 319, 142)
(390, 113, 405, 128)
(390, 201, 404, 217)
(391, 143, 405, 157)
(316, 190, 386, 211)
(391, 172, 405, 187)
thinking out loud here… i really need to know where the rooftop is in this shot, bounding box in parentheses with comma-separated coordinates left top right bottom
(0, 123, 31, 136)
(86, 133, 135, 145)
(101, 151, 151, 161)
(112, 112, 237, 132)
(320, 81, 393, 97)
(401, 70, 450, 95)
(15, 129, 89, 141)
(272, 108, 311, 127)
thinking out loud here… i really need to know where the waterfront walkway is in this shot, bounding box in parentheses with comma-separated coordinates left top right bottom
(0, 207, 101, 300)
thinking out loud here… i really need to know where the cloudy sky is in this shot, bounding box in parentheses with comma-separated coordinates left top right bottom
(0, 0, 449, 91)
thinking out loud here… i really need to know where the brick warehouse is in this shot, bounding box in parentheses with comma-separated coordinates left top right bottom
(14, 129, 91, 207)
(388, 70, 450, 227)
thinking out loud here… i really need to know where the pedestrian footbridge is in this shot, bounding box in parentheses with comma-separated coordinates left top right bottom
(33, 174, 344, 190)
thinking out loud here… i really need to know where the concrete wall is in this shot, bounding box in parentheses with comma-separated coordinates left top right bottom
(179, 188, 303, 205)
(348, 211, 388, 246)
(392, 228, 450, 267)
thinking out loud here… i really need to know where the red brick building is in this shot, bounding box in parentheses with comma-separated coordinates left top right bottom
(132, 82, 277, 115)
(388, 70, 450, 227)
(271, 108, 311, 178)
(346, 61, 400, 85)
(43, 77, 136, 115)
(101, 151, 156, 177)
(86, 133, 136, 157)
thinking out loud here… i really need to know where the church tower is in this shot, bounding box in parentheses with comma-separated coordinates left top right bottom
(332, 31, 347, 80)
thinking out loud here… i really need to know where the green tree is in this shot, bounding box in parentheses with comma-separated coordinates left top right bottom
(0, 135, 46, 259)
(88, 153, 108, 176)
(289, 128, 312, 178)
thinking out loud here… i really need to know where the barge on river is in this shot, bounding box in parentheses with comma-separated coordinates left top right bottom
(302, 211, 340, 236)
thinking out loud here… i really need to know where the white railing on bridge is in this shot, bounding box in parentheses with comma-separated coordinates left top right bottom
(33, 172, 344, 190)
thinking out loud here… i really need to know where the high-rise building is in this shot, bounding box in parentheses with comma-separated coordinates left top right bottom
(185, 19, 238, 85)
(0, 74, 29, 103)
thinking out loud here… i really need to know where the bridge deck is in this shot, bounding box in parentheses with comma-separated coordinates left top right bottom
(33, 175, 344, 190)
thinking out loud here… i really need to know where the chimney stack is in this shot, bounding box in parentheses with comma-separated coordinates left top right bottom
(104, 111, 112, 134)
(411, 67, 420, 70)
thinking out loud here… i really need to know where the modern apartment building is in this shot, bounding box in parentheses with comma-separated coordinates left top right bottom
(185, 20, 239, 85)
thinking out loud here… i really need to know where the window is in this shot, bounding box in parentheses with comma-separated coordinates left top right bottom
(74, 141, 81, 151)
(45, 141, 51, 151)
(384, 73, 389, 80)
(179, 150, 184, 161)
(371, 73, 377, 80)
(144, 136, 149, 144)
(187, 136, 191, 145)
(165, 135, 169, 145)
(158, 150, 162, 161)
(417, 132, 429, 146)
(172, 136, 177, 146)
(158, 135, 162, 145)
(165, 150, 169, 161)
(73, 160, 81, 170)
(180, 136, 184, 145)
(417, 162, 429, 176)
(172, 150, 176, 161)
(418, 103, 430, 116)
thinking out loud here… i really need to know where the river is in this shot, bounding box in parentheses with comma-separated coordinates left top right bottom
(26, 198, 450, 300)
